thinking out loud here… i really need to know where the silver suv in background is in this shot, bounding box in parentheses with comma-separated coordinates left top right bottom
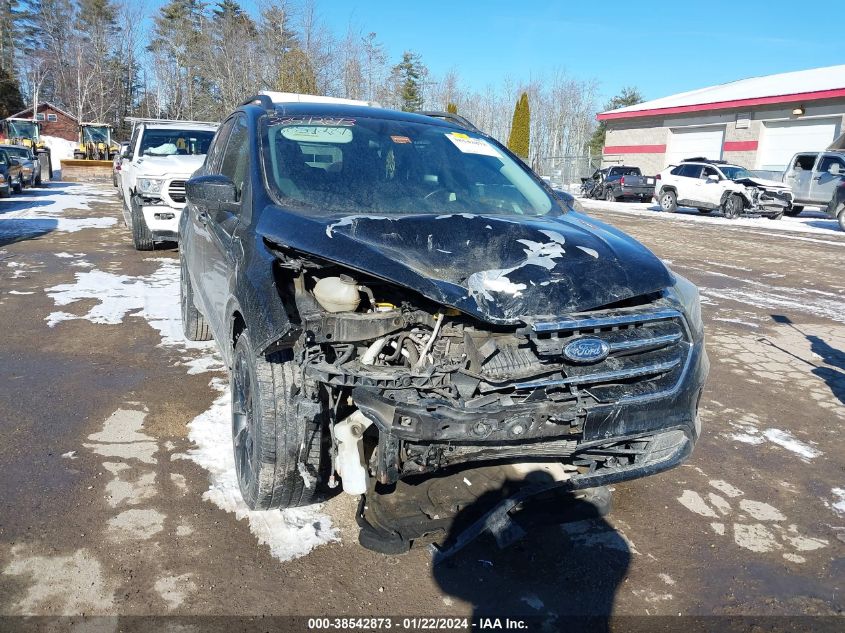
(783, 151, 845, 215)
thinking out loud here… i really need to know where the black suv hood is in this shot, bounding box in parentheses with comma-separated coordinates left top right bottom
(258, 208, 672, 324)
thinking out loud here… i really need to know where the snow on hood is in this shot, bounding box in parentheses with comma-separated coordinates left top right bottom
(135, 154, 206, 178)
(258, 209, 673, 324)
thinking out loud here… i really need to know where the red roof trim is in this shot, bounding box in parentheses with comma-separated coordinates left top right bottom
(723, 140, 758, 152)
(597, 87, 845, 121)
(603, 144, 667, 154)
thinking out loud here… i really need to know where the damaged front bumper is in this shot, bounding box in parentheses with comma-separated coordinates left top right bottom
(141, 204, 180, 241)
(354, 341, 707, 489)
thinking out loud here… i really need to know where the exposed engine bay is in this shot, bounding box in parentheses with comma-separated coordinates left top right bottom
(269, 242, 704, 497)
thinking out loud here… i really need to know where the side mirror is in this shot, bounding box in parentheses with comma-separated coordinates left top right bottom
(10, 158, 20, 167)
(706, 174, 719, 182)
(186, 174, 237, 207)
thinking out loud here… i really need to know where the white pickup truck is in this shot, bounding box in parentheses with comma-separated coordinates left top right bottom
(119, 119, 218, 250)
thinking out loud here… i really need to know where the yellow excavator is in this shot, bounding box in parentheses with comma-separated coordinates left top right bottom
(0, 117, 53, 180)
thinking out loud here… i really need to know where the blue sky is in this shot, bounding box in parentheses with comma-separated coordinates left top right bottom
(149, 0, 830, 106)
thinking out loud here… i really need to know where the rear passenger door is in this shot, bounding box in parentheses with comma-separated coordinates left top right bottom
(204, 114, 251, 337)
(810, 154, 845, 205)
(674, 164, 702, 204)
(783, 153, 817, 202)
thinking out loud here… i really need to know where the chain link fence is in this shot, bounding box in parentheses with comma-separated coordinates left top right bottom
(535, 154, 603, 192)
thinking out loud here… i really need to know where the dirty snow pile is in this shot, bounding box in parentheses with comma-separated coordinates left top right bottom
(41, 135, 78, 162)
(45, 257, 339, 561)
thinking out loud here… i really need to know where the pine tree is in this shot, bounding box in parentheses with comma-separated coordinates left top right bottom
(589, 87, 643, 155)
(0, 66, 24, 117)
(507, 92, 530, 159)
(392, 51, 425, 112)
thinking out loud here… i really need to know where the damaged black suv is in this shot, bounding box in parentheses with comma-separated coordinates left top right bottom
(180, 94, 709, 514)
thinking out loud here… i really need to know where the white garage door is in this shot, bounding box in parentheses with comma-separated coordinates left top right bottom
(664, 127, 725, 168)
(756, 119, 841, 171)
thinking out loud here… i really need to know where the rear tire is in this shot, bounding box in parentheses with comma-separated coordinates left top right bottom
(659, 190, 677, 213)
(784, 205, 803, 216)
(723, 194, 743, 219)
(12, 178, 22, 194)
(180, 251, 212, 341)
(231, 332, 326, 510)
(130, 196, 155, 251)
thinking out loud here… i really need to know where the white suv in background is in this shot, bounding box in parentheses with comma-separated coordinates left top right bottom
(119, 119, 219, 250)
(655, 158, 794, 220)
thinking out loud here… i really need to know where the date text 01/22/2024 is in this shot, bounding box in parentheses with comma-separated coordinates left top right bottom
(306, 617, 529, 630)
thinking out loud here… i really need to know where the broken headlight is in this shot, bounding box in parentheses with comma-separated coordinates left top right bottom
(137, 178, 164, 195)
(664, 272, 703, 339)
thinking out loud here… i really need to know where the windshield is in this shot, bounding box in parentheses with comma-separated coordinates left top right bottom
(261, 116, 555, 217)
(720, 165, 754, 180)
(2, 147, 31, 159)
(140, 129, 215, 156)
(82, 126, 110, 143)
(8, 121, 37, 138)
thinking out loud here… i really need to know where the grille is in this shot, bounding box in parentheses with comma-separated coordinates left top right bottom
(522, 307, 690, 403)
(168, 180, 187, 203)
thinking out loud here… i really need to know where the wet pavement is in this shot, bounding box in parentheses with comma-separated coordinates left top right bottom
(0, 184, 843, 624)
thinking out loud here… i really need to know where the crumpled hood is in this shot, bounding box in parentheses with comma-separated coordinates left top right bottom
(135, 154, 205, 178)
(737, 176, 791, 190)
(258, 209, 673, 324)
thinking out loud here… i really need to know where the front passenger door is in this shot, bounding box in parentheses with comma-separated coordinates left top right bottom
(204, 115, 251, 338)
(811, 154, 845, 205)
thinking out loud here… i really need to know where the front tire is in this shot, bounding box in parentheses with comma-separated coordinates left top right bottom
(605, 188, 616, 202)
(12, 178, 22, 194)
(784, 205, 803, 216)
(837, 205, 845, 232)
(130, 196, 155, 251)
(659, 190, 677, 213)
(180, 251, 211, 341)
(768, 210, 784, 220)
(723, 194, 743, 219)
(231, 332, 325, 510)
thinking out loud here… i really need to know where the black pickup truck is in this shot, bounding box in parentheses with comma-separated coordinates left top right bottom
(588, 166, 655, 202)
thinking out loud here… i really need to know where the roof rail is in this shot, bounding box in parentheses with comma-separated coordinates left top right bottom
(247, 91, 377, 108)
(241, 94, 275, 110)
(682, 156, 728, 165)
(417, 111, 480, 133)
(124, 117, 219, 127)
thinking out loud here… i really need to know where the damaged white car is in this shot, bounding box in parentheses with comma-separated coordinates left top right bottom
(655, 158, 794, 219)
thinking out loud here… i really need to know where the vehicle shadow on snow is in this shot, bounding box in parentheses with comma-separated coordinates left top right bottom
(0, 199, 56, 215)
(0, 218, 57, 246)
(771, 314, 845, 405)
(431, 472, 629, 628)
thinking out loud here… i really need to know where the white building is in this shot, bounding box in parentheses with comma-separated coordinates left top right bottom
(599, 65, 845, 175)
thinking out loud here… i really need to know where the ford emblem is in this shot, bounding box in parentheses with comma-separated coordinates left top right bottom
(563, 337, 610, 364)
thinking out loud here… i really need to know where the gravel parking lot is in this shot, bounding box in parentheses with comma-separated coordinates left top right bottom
(0, 184, 843, 626)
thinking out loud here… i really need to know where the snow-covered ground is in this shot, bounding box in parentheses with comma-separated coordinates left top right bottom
(0, 183, 117, 242)
(578, 198, 843, 241)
